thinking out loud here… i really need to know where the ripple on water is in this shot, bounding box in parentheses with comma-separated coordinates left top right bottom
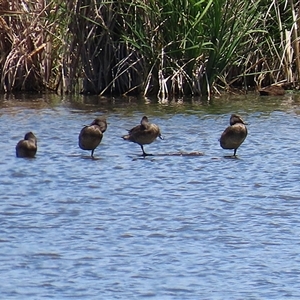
(1, 98, 300, 299)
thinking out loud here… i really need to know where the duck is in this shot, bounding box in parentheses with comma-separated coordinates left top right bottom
(79, 117, 107, 157)
(258, 85, 285, 96)
(220, 114, 248, 156)
(122, 116, 163, 156)
(16, 132, 37, 158)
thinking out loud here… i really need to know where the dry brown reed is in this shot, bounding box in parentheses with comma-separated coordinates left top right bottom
(0, 0, 50, 92)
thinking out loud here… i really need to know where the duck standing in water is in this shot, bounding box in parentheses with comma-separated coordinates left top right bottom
(16, 132, 37, 158)
(122, 116, 163, 156)
(220, 114, 248, 156)
(79, 117, 107, 158)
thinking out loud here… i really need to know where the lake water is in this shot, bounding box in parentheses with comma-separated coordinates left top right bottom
(1, 92, 300, 299)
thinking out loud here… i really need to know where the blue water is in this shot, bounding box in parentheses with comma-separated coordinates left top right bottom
(1, 93, 300, 299)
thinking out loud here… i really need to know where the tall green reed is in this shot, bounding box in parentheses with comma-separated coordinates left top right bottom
(121, 0, 265, 99)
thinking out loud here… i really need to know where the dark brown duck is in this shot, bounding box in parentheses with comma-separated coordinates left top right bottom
(78, 117, 107, 157)
(220, 114, 247, 156)
(16, 132, 37, 158)
(258, 85, 285, 96)
(122, 116, 162, 156)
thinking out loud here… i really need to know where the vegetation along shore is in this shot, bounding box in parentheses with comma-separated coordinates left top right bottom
(0, 0, 298, 100)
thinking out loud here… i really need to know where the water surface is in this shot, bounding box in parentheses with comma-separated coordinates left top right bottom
(1, 92, 300, 299)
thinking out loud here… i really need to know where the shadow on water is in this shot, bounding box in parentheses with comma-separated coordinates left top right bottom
(2, 91, 300, 117)
(65, 91, 300, 117)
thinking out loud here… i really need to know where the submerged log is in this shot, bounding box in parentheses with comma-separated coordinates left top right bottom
(155, 152, 205, 157)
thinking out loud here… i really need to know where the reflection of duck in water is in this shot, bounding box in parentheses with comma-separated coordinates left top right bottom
(16, 132, 37, 158)
(220, 114, 247, 156)
(79, 117, 107, 158)
(258, 85, 285, 96)
(122, 116, 163, 156)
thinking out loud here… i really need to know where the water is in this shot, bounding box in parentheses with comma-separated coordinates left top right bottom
(1, 92, 300, 299)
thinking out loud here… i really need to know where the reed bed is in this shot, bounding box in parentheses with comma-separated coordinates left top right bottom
(0, 0, 49, 92)
(0, 0, 298, 99)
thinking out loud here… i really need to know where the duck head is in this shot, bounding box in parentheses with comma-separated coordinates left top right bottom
(230, 114, 247, 126)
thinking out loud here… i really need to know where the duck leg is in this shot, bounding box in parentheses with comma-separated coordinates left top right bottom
(141, 145, 152, 156)
(141, 145, 147, 156)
